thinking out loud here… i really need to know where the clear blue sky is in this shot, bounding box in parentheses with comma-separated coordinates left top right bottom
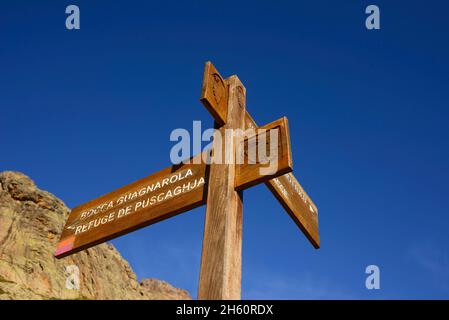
(1, 1, 449, 299)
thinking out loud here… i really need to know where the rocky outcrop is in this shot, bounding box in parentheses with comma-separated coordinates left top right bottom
(0, 171, 191, 300)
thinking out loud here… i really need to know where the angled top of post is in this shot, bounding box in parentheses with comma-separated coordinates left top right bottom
(200, 61, 228, 126)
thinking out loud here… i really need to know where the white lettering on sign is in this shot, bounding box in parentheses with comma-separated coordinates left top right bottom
(77, 169, 194, 222)
(285, 174, 307, 202)
(116, 169, 195, 206)
(75, 212, 116, 235)
(275, 174, 316, 215)
(73, 175, 205, 235)
(273, 178, 288, 198)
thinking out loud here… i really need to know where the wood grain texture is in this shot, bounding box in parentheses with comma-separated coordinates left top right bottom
(198, 75, 246, 300)
(266, 173, 320, 248)
(244, 112, 320, 248)
(235, 116, 293, 190)
(55, 153, 208, 259)
(200, 61, 228, 126)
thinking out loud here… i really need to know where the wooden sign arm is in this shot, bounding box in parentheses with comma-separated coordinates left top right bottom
(244, 112, 320, 248)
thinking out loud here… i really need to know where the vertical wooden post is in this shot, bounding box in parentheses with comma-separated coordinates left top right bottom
(198, 75, 246, 300)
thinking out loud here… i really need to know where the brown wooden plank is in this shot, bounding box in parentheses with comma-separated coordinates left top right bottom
(244, 112, 320, 248)
(200, 61, 228, 126)
(55, 153, 209, 259)
(266, 173, 320, 248)
(235, 116, 293, 190)
(198, 75, 246, 300)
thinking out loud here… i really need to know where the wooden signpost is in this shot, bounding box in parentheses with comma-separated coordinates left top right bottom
(55, 61, 320, 300)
